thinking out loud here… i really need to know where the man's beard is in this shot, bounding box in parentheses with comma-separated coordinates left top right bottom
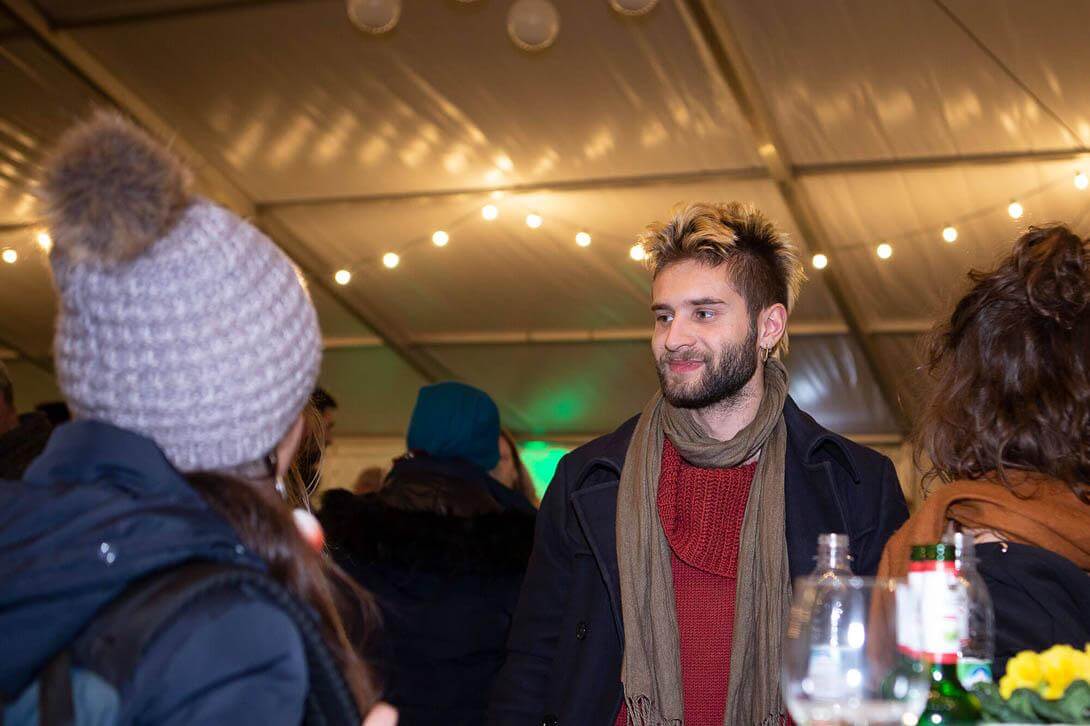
(656, 323, 759, 410)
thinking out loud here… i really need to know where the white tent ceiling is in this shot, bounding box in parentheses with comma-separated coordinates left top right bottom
(2, 0, 1089, 443)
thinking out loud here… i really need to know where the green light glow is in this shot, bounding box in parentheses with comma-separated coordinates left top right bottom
(519, 441, 571, 497)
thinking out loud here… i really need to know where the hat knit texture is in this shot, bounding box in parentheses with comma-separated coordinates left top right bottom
(40, 111, 320, 472)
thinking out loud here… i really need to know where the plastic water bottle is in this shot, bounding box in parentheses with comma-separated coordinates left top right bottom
(944, 531, 995, 690)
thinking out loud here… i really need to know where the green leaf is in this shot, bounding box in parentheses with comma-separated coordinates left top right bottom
(1025, 689, 1071, 723)
(972, 683, 1044, 723)
(1006, 688, 1046, 722)
(1056, 679, 1090, 724)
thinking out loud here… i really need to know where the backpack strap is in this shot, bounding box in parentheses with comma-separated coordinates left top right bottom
(38, 652, 73, 726)
(43, 561, 360, 726)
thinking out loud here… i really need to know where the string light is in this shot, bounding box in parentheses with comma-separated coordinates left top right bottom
(876, 243, 893, 260)
(1008, 201, 1024, 219)
(481, 204, 499, 221)
(36, 231, 52, 253)
(942, 225, 958, 243)
(812, 253, 828, 270)
(525, 213, 543, 229)
(1076, 171, 1089, 190)
(382, 252, 400, 269)
(432, 230, 450, 247)
(629, 244, 647, 262)
(334, 269, 352, 285)
(575, 231, 592, 247)
(1, 248, 16, 264)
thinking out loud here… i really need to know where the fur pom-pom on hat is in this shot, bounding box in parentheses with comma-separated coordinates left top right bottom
(39, 110, 192, 263)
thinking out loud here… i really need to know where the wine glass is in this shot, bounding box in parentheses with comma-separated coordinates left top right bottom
(782, 575, 928, 725)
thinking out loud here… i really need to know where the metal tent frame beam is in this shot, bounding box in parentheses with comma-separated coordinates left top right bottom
(255, 145, 1090, 211)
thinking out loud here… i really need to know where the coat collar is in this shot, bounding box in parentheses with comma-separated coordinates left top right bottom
(23, 419, 186, 493)
(569, 396, 857, 636)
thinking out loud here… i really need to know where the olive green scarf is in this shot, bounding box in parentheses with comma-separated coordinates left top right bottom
(616, 358, 791, 726)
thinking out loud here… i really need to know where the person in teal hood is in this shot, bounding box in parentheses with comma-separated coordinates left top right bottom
(402, 382, 534, 514)
(319, 382, 537, 724)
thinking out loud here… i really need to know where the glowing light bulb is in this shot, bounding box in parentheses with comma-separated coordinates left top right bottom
(525, 213, 543, 229)
(482, 204, 499, 221)
(942, 225, 958, 243)
(575, 231, 592, 247)
(36, 231, 52, 252)
(629, 244, 647, 262)
(1008, 201, 1024, 219)
(1076, 171, 1089, 190)
(876, 243, 893, 260)
(382, 252, 400, 269)
(1, 248, 16, 264)
(432, 230, 450, 247)
(334, 269, 351, 285)
(812, 253, 828, 270)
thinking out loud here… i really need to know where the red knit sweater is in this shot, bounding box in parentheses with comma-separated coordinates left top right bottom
(616, 440, 755, 725)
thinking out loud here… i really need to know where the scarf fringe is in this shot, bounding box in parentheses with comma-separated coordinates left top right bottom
(623, 695, 682, 726)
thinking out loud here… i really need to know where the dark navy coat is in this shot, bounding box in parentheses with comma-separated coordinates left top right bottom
(0, 421, 308, 725)
(488, 398, 910, 726)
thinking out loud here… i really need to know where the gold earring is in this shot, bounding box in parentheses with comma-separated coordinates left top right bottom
(761, 347, 770, 362)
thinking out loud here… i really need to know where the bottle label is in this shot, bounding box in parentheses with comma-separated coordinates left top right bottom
(895, 582, 919, 658)
(957, 658, 993, 689)
(917, 561, 968, 664)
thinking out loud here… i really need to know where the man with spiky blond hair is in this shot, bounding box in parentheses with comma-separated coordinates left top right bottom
(489, 203, 908, 726)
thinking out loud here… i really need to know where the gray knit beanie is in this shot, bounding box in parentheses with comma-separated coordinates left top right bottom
(39, 111, 321, 473)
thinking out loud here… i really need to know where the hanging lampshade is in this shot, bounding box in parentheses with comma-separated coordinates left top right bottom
(610, 0, 659, 17)
(507, 0, 560, 52)
(346, 0, 401, 34)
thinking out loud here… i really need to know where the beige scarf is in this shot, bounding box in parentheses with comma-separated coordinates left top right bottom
(617, 358, 791, 726)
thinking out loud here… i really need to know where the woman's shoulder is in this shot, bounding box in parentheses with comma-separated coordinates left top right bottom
(121, 584, 308, 724)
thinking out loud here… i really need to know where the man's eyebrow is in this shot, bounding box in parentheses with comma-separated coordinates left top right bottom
(651, 303, 673, 312)
(688, 297, 726, 306)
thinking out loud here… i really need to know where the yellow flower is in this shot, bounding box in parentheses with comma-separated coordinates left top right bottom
(1006, 651, 1043, 687)
(999, 674, 1020, 700)
(1040, 645, 1081, 697)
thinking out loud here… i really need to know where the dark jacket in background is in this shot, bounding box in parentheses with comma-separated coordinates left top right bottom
(488, 397, 910, 726)
(0, 421, 308, 725)
(321, 455, 536, 726)
(385, 454, 537, 515)
(0, 412, 52, 480)
(977, 541, 1090, 677)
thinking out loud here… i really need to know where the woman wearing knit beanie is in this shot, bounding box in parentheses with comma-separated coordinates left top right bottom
(0, 112, 395, 726)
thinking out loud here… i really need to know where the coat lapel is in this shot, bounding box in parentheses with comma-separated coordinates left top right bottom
(570, 472, 623, 640)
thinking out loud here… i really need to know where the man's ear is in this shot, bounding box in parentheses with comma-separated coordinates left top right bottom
(758, 303, 788, 351)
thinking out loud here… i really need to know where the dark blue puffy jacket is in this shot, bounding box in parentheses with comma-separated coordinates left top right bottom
(0, 421, 309, 725)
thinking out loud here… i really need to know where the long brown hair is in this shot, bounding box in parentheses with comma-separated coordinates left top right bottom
(915, 224, 1090, 502)
(186, 470, 381, 713)
(500, 429, 539, 508)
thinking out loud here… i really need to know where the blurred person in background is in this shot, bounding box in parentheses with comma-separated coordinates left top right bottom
(879, 224, 1090, 676)
(0, 112, 394, 726)
(490, 429, 539, 508)
(34, 400, 71, 427)
(0, 361, 53, 480)
(320, 381, 536, 725)
(353, 465, 387, 495)
(294, 387, 338, 492)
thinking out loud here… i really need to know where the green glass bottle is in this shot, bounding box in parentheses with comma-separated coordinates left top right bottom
(917, 543, 982, 725)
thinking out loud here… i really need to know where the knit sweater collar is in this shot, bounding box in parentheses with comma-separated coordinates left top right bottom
(657, 438, 757, 577)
